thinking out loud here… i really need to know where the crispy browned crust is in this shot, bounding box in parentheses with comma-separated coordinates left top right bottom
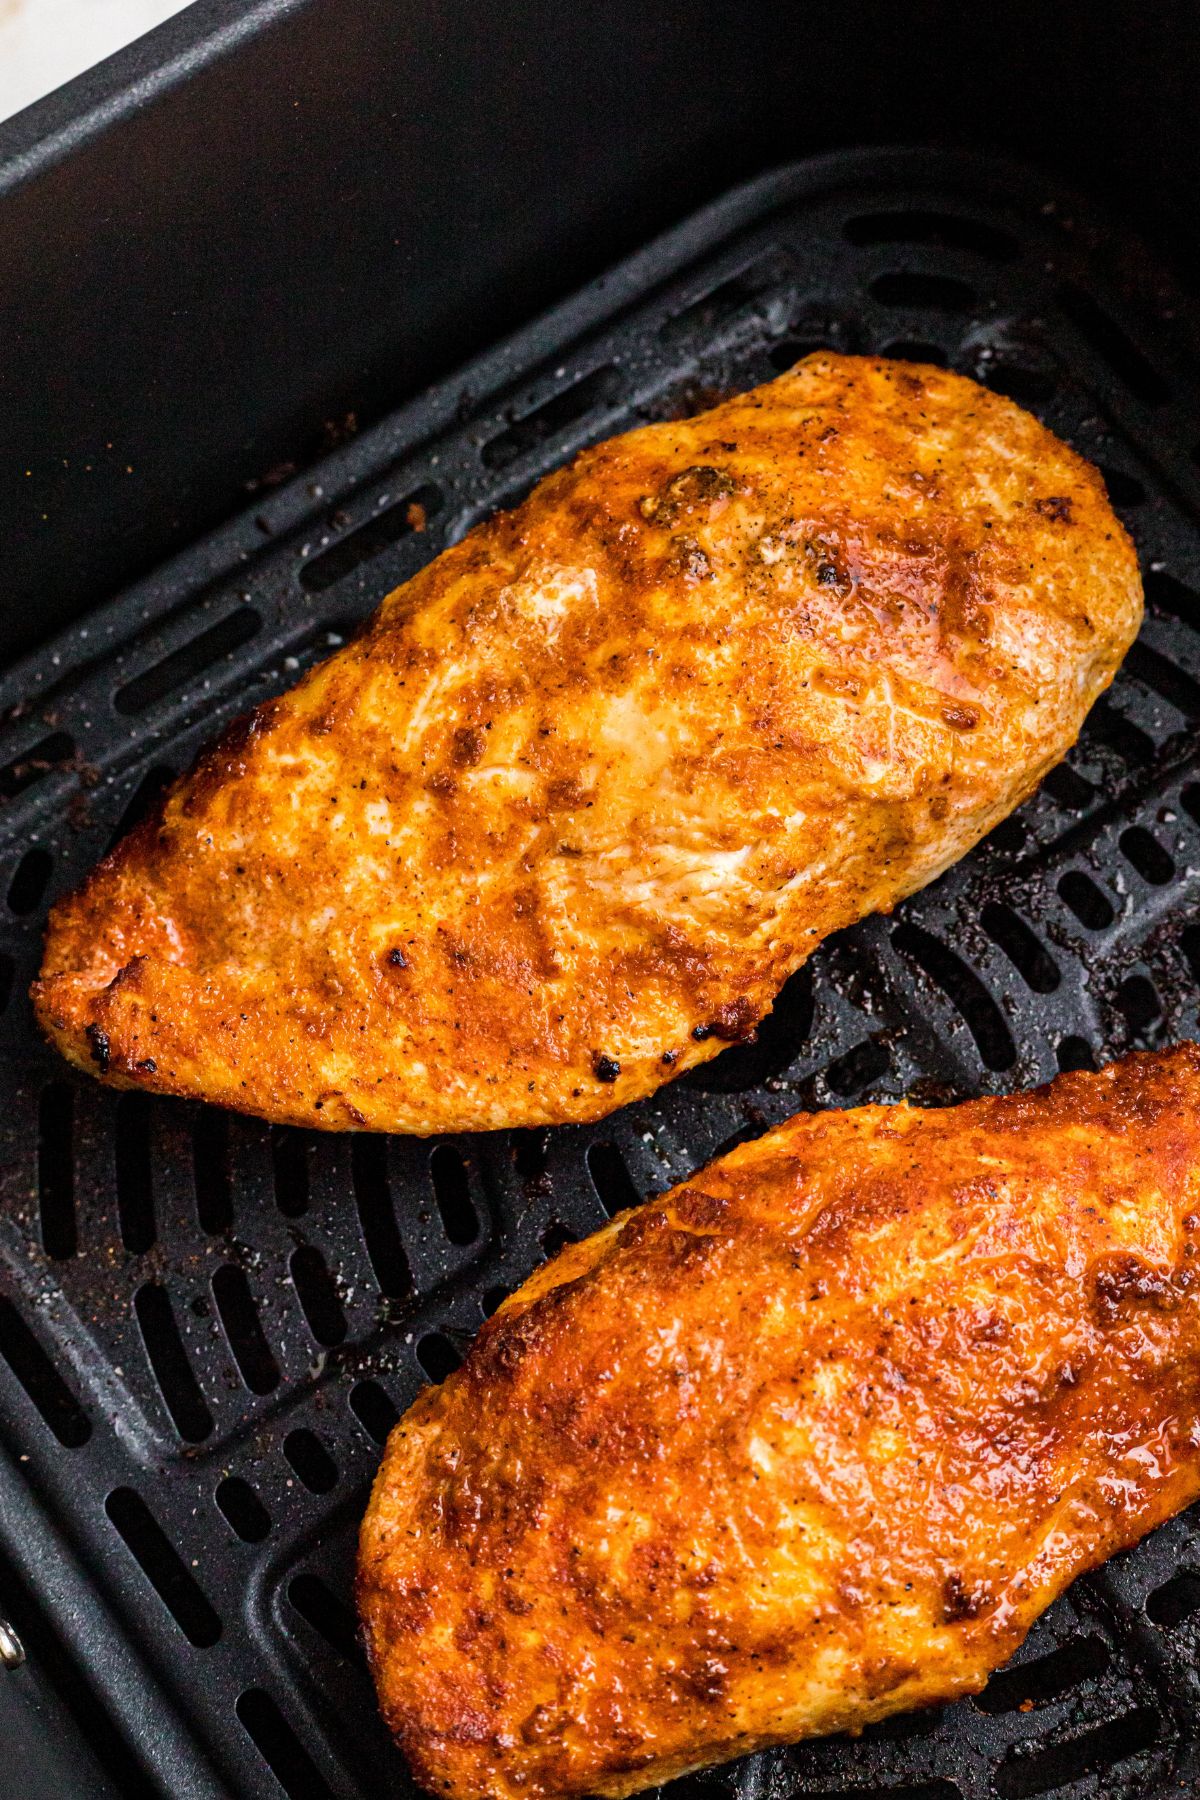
(34, 355, 1141, 1132)
(358, 1045, 1200, 1799)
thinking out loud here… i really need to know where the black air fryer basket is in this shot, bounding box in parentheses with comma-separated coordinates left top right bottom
(4, 28, 1200, 1800)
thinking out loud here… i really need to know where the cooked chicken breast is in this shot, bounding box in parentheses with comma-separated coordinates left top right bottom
(359, 1045, 1200, 1800)
(35, 355, 1141, 1131)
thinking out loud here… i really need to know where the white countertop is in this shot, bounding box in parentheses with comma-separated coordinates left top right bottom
(0, 0, 193, 124)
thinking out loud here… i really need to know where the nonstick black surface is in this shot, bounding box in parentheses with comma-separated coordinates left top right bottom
(1, 152, 1200, 1799)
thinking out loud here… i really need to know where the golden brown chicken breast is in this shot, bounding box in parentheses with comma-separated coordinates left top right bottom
(358, 1044, 1200, 1800)
(35, 354, 1141, 1132)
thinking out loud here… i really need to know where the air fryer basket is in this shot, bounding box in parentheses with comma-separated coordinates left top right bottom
(2, 150, 1200, 1800)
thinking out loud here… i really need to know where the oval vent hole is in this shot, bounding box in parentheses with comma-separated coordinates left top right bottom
(483, 365, 622, 471)
(1098, 464, 1145, 509)
(685, 961, 814, 1093)
(512, 1128, 549, 1180)
(659, 248, 792, 346)
(192, 1107, 233, 1234)
(1041, 762, 1095, 813)
(429, 1143, 479, 1245)
(106, 1487, 221, 1647)
(825, 1037, 890, 1097)
(212, 1264, 280, 1395)
(1057, 1035, 1097, 1074)
(1146, 1569, 1200, 1628)
(300, 482, 443, 594)
(351, 1137, 412, 1300)
(977, 1634, 1110, 1714)
(0, 731, 74, 801)
(7, 847, 51, 915)
(0, 1296, 90, 1446)
(288, 1573, 362, 1664)
(216, 1477, 271, 1544)
(1145, 567, 1200, 631)
(1117, 974, 1161, 1038)
(540, 1219, 576, 1259)
(115, 608, 261, 715)
(272, 1126, 312, 1218)
(892, 922, 1016, 1071)
(1082, 696, 1154, 768)
(134, 1282, 213, 1443)
(283, 1428, 337, 1495)
(1057, 871, 1114, 931)
(877, 338, 948, 365)
(870, 270, 975, 312)
(116, 1092, 156, 1255)
(993, 1705, 1158, 1798)
(1124, 640, 1200, 721)
(845, 210, 1017, 259)
(1180, 923, 1200, 989)
(289, 1245, 347, 1347)
(980, 902, 1060, 993)
(105, 763, 175, 853)
(982, 362, 1056, 405)
(349, 1379, 399, 1445)
(1119, 824, 1176, 885)
(1057, 283, 1169, 406)
(417, 1331, 462, 1384)
(38, 1081, 76, 1260)
(236, 1688, 336, 1800)
(586, 1141, 642, 1218)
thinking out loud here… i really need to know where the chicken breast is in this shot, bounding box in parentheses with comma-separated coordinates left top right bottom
(358, 1044, 1200, 1800)
(34, 354, 1141, 1131)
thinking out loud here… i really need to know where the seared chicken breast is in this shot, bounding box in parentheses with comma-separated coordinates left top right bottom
(35, 355, 1141, 1131)
(359, 1045, 1200, 1800)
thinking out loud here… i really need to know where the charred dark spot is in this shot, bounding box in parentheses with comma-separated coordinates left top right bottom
(593, 1054, 621, 1084)
(693, 998, 758, 1044)
(639, 464, 738, 526)
(135, 1058, 158, 1075)
(661, 1049, 678, 1066)
(452, 725, 485, 768)
(1092, 1252, 1181, 1323)
(816, 561, 841, 586)
(1034, 495, 1073, 523)
(86, 1024, 111, 1073)
(387, 948, 409, 969)
(942, 1572, 992, 1623)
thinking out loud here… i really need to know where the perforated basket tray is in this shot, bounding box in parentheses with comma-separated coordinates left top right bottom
(2, 149, 1200, 1800)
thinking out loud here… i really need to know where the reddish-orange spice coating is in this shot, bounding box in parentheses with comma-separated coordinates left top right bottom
(359, 1046, 1200, 1799)
(34, 355, 1140, 1131)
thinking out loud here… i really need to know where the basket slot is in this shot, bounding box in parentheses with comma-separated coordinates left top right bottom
(133, 1282, 213, 1443)
(892, 922, 1016, 1071)
(105, 1486, 221, 1647)
(288, 1246, 347, 1349)
(0, 1296, 90, 1446)
(992, 1706, 1160, 1798)
(212, 1264, 281, 1396)
(283, 1429, 337, 1495)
